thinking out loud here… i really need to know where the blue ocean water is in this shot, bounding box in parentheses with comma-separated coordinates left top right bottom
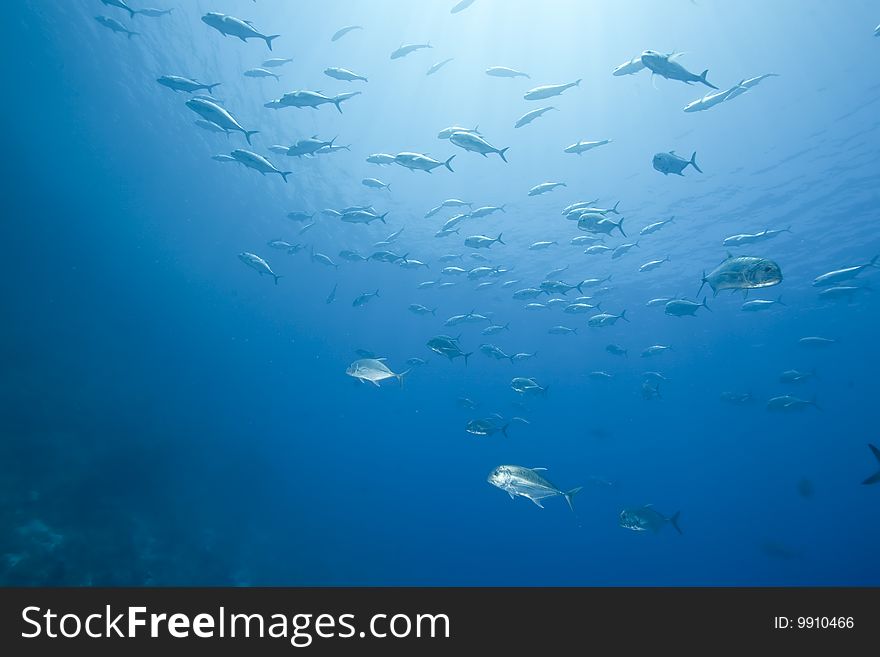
(1, 0, 879, 586)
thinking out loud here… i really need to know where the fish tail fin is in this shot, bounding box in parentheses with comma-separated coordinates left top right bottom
(501, 424, 509, 438)
(431, 307, 437, 316)
(563, 487, 583, 512)
(777, 295, 786, 306)
(444, 155, 456, 172)
(702, 297, 711, 312)
(611, 200, 620, 214)
(670, 512, 683, 534)
(127, 7, 137, 18)
(863, 444, 880, 484)
(380, 212, 388, 224)
(244, 130, 259, 145)
(280, 171, 292, 182)
(689, 151, 703, 173)
(496, 233, 505, 245)
(498, 147, 510, 163)
(595, 301, 603, 312)
(697, 271, 707, 297)
(811, 395, 821, 410)
(617, 218, 626, 237)
(127, 30, 140, 38)
(620, 309, 629, 322)
(870, 255, 880, 268)
(385, 183, 391, 191)
(396, 369, 411, 386)
(332, 97, 344, 113)
(499, 204, 506, 212)
(206, 83, 222, 93)
(576, 281, 584, 294)
(265, 34, 281, 51)
(699, 69, 718, 89)
(273, 274, 282, 285)
(574, 78, 582, 87)
(374, 289, 380, 297)
(463, 352, 473, 366)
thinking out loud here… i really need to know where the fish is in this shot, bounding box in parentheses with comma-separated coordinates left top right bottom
(528, 182, 566, 196)
(467, 417, 509, 438)
(426, 335, 472, 364)
(230, 149, 292, 181)
(325, 283, 337, 304)
(652, 151, 702, 176)
(515, 106, 557, 128)
(511, 377, 548, 396)
(641, 345, 672, 357)
(700, 254, 783, 296)
(683, 85, 741, 112)
(469, 205, 505, 218)
(564, 139, 611, 155)
(186, 98, 258, 144)
(480, 344, 512, 361)
(606, 344, 627, 357)
(639, 257, 670, 272)
(862, 444, 880, 485)
(812, 256, 878, 287)
(485, 66, 529, 79)
(100, 0, 138, 18)
(265, 90, 352, 113)
(588, 311, 628, 327)
(362, 177, 391, 191)
(465, 234, 504, 249)
(482, 323, 510, 335)
(287, 211, 314, 222)
(263, 58, 294, 68)
(449, 131, 509, 161)
(341, 210, 388, 225)
(722, 227, 791, 247)
(611, 242, 639, 259)
(287, 136, 336, 157)
(400, 259, 429, 270)
(741, 295, 785, 311)
(612, 55, 646, 76)
(394, 152, 455, 173)
(324, 67, 368, 82)
(427, 58, 454, 76)
(331, 25, 362, 41)
(157, 75, 221, 94)
(665, 298, 710, 316)
(467, 266, 499, 279)
(95, 16, 138, 38)
(391, 43, 432, 59)
(818, 285, 872, 300)
(549, 326, 578, 335)
(562, 199, 601, 215)
(580, 216, 626, 237)
(642, 371, 668, 382)
(524, 303, 549, 311)
(488, 465, 581, 511)
(512, 288, 545, 300)
(540, 280, 582, 295)
(529, 241, 558, 250)
(438, 125, 481, 139)
(450, 0, 477, 13)
(352, 289, 380, 307)
(779, 369, 816, 384)
(310, 248, 337, 269)
(238, 252, 281, 284)
(589, 371, 613, 380)
(366, 153, 396, 165)
(640, 50, 717, 88)
(346, 358, 409, 387)
(266, 239, 300, 254)
(244, 68, 281, 80)
(766, 395, 819, 412)
(406, 357, 428, 367)
(524, 79, 581, 100)
(646, 297, 673, 307)
(510, 352, 537, 362)
(571, 235, 604, 246)
(408, 304, 436, 317)
(201, 12, 280, 50)
(619, 506, 682, 534)
(640, 217, 675, 235)
(798, 336, 835, 348)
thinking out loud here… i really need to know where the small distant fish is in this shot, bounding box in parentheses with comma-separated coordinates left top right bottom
(515, 106, 557, 128)
(639, 257, 670, 272)
(408, 304, 436, 316)
(723, 227, 791, 247)
(465, 234, 504, 249)
(467, 417, 509, 438)
(640, 217, 675, 235)
(812, 256, 878, 287)
(427, 58, 454, 76)
(487, 465, 581, 511)
(186, 98, 258, 144)
(641, 345, 671, 357)
(366, 153, 396, 165)
(611, 241, 639, 259)
(244, 68, 281, 80)
(589, 371, 613, 380)
(201, 12, 280, 51)
(450, 0, 477, 13)
(549, 326, 578, 335)
(640, 50, 717, 88)
(798, 336, 835, 348)
(653, 150, 702, 176)
(510, 352, 537, 362)
(310, 248, 337, 269)
(238, 252, 281, 284)
(263, 58, 294, 68)
(612, 55, 646, 76)
(346, 358, 408, 387)
(511, 377, 548, 396)
(528, 182, 566, 196)
(157, 75, 221, 94)
(391, 43, 432, 60)
(449, 131, 509, 161)
(95, 16, 138, 38)
(325, 283, 337, 304)
(524, 80, 581, 100)
(352, 289, 380, 307)
(606, 344, 627, 357)
(741, 296, 786, 312)
(230, 149, 292, 182)
(469, 205, 506, 218)
(331, 25, 362, 42)
(619, 506, 682, 534)
(324, 67, 368, 82)
(485, 66, 530, 79)
(564, 139, 611, 155)
(665, 297, 710, 317)
(394, 152, 455, 173)
(529, 241, 558, 250)
(362, 177, 391, 191)
(101, 0, 138, 18)
(482, 323, 510, 335)
(406, 357, 428, 367)
(766, 395, 819, 412)
(588, 311, 628, 327)
(134, 7, 174, 18)
(437, 125, 481, 139)
(779, 369, 816, 384)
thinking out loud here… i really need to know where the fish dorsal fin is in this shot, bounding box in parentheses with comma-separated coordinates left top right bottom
(375, 357, 387, 361)
(531, 467, 548, 471)
(669, 150, 676, 155)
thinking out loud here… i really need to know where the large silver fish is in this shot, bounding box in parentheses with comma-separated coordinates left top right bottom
(488, 465, 581, 510)
(699, 254, 782, 296)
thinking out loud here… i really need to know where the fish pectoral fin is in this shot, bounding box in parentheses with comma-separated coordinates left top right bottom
(507, 492, 516, 500)
(530, 498, 545, 509)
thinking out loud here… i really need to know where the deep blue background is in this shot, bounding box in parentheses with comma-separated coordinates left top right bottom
(1, 0, 878, 585)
